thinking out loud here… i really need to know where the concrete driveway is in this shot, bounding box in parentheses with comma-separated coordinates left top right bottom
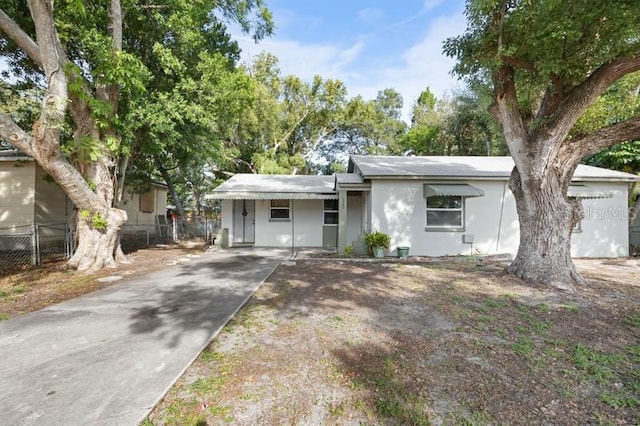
(0, 248, 288, 425)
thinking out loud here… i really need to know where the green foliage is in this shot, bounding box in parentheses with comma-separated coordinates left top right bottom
(365, 230, 391, 250)
(343, 246, 353, 257)
(79, 210, 108, 230)
(445, 0, 640, 90)
(392, 86, 506, 157)
(90, 212, 108, 231)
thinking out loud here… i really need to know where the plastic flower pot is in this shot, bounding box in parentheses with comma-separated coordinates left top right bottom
(397, 246, 410, 258)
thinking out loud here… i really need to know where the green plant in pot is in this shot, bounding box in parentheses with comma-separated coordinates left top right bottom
(364, 230, 391, 258)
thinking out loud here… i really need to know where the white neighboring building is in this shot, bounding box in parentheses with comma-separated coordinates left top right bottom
(208, 155, 640, 258)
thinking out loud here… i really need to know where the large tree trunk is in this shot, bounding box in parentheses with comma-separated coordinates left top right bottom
(0, 0, 129, 273)
(506, 167, 585, 291)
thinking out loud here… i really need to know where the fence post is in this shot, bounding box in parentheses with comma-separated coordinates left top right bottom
(32, 224, 39, 265)
(65, 223, 74, 259)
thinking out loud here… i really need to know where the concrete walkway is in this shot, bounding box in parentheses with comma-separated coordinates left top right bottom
(0, 248, 287, 425)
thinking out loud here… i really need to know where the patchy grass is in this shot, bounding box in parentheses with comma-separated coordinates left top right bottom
(147, 258, 640, 425)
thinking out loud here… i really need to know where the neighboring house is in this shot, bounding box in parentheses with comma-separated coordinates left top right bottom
(0, 150, 168, 231)
(209, 155, 640, 258)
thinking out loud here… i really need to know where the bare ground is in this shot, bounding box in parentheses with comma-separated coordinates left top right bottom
(147, 257, 640, 425)
(0, 241, 205, 319)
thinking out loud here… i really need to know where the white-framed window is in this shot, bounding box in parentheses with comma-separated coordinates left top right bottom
(270, 199, 290, 220)
(323, 199, 339, 225)
(426, 196, 463, 229)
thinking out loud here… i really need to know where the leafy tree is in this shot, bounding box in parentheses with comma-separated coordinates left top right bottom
(444, 0, 640, 289)
(395, 86, 506, 156)
(395, 88, 446, 155)
(0, 0, 272, 271)
(322, 89, 406, 168)
(441, 87, 507, 156)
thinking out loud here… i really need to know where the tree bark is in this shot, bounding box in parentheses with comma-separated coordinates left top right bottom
(488, 53, 640, 290)
(0, 1, 129, 273)
(506, 167, 585, 291)
(156, 157, 186, 220)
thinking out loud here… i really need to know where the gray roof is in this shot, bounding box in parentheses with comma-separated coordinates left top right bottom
(207, 174, 337, 200)
(349, 155, 640, 182)
(335, 173, 365, 185)
(0, 149, 31, 162)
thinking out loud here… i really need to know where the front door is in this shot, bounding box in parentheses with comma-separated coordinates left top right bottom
(233, 200, 255, 243)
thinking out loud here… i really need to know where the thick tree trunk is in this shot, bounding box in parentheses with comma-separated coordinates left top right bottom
(68, 208, 127, 272)
(0, 0, 130, 273)
(506, 167, 585, 291)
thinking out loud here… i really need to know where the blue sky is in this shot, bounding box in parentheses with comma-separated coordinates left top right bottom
(232, 0, 468, 120)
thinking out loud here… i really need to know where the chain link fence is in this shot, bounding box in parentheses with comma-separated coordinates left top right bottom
(120, 224, 169, 253)
(0, 223, 74, 273)
(0, 216, 220, 272)
(631, 225, 640, 256)
(175, 216, 220, 245)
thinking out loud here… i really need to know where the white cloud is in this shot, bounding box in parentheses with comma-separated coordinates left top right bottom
(235, 36, 364, 82)
(233, 8, 467, 122)
(357, 8, 385, 23)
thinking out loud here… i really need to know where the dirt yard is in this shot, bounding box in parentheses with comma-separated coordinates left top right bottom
(146, 257, 640, 425)
(0, 241, 205, 320)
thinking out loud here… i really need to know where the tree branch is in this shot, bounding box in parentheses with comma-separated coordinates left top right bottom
(540, 55, 640, 143)
(0, 8, 42, 68)
(490, 65, 531, 174)
(567, 116, 640, 161)
(0, 111, 35, 156)
(502, 55, 535, 72)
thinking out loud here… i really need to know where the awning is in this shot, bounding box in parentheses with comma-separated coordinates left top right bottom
(567, 185, 613, 199)
(424, 184, 485, 198)
(206, 192, 338, 200)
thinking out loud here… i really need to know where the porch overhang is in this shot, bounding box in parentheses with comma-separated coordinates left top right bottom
(424, 184, 485, 198)
(206, 192, 337, 200)
(567, 185, 613, 199)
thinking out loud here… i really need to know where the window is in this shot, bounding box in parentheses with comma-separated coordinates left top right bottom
(426, 196, 463, 229)
(139, 190, 155, 213)
(324, 199, 339, 225)
(270, 199, 290, 220)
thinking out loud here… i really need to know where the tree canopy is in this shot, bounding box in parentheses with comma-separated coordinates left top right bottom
(444, 0, 640, 288)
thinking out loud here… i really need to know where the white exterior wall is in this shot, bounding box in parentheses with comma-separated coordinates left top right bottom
(223, 199, 324, 248)
(570, 182, 630, 257)
(369, 179, 519, 256)
(369, 179, 630, 258)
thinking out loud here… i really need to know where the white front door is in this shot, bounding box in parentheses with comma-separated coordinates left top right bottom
(233, 200, 255, 243)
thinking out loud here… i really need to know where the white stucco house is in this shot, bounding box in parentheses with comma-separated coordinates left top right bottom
(208, 155, 640, 258)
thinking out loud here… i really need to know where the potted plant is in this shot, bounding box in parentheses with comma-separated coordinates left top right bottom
(365, 230, 391, 258)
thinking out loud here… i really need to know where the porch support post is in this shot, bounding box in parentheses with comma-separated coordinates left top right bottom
(338, 188, 348, 254)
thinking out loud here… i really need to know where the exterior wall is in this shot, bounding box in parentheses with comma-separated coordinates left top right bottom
(369, 179, 519, 257)
(222, 199, 325, 248)
(346, 193, 364, 245)
(253, 199, 324, 248)
(369, 179, 630, 258)
(120, 186, 168, 227)
(221, 199, 234, 246)
(570, 182, 630, 257)
(34, 164, 71, 224)
(0, 161, 36, 227)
